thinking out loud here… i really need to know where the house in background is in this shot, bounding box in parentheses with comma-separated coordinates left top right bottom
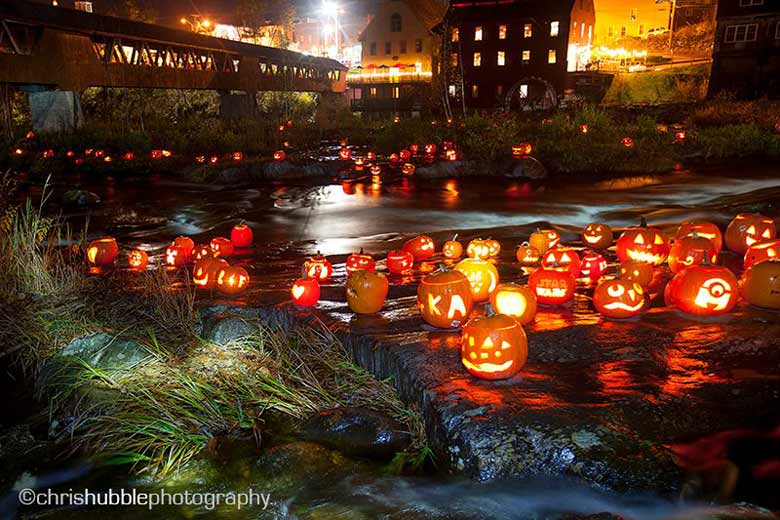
(592, 0, 670, 43)
(445, 0, 595, 111)
(347, 0, 447, 116)
(708, 0, 780, 99)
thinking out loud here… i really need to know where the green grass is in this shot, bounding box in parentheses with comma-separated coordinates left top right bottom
(602, 64, 711, 106)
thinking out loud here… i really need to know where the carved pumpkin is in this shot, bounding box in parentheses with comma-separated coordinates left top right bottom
(461, 312, 527, 380)
(615, 218, 670, 266)
(173, 236, 195, 257)
(541, 248, 581, 277)
(389, 153, 400, 164)
(86, 238, 119, 266)
(621, 137, 634, 148)
(274, 150, 286, 161)
(528, 268, 575, 306)
(370, 164, 382, 175)
(676, 221, 723, 254)
(442, 235, 464, 259)
(668, 231, 718, 274)
(579, 251, 608, 284)
(445, 149, 458, 161)
(304, 252, 333, 281)
(193, 258, 228, 289)
(346, 270, 389, 314)
(338, 147, 351, 160)
(725, 214, 776, 254)
(386, 250, 414, 274)
(402, 235, 435, 261)
(291, 276, 320, 307)
(489, 283, 537, 325)
(127, 249, 148, 270)
(399, 149, 411, 161)
(529, 230, 552, 254)
(454, 258, 499, 302)
(581, 223, 613, 250)
(512, 142, 533, 158)
(417, 267, 473, 328)
(346, 249, 376, 275)
(466, 238, 491, 260)
(515, 242, 540, 266)
(484, 239, 501, 258)
(579, 124, 589, 134)
(741, 260, 780, 309)
(230, 223, 254, 248)
(666, 263, 738, 316)
(210, 237, 234, 258)
(593, 277, 645, 319)
(744, 239, 780, 269)
(216, 265, 250, 295)
(620, 261, 655, 288)
(401, 163, 416, 176)
(354, 157, 365, 170)
(424, 143, 437, 155)
(367, 151, 376, 161)
(192, 244, 213, 262)
(165, 244, 190, 267)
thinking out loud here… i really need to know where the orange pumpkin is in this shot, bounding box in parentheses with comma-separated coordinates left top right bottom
(424, 143, 437, 155)
(165, 244, 190, 267)
(346, 249, 376, 275)
(274, 150, 286, 161)
(541, 248, 581, 277)
(724, 213, 776, 254)
(461, 312, 527, 380)
(442, 235, 464, 259)
(386, 250, 414, 274)
(127, 249, 148, 270)
(353, 157, 365, 170)
(173, 236, 195, 256)
(744, 239, 780, 269)
(620, 261, 655, 288)
(741, 259, 780, 309)
(291, 276, 320, 307)
(401, 163, 416, 176)
(216, 265, 250, 295)
(210, 237, 234, 258)
(346, 270, 389, 314)
(666, 263, 738, 316)
(593, 277, 645, 319)
(402, 235, 435, 261)
(192, 244, 213, 262)
(676, 221, 723, 253)
(417, 268, 473, 328)
(489, 283, 537, 325)
(528, 268, 575, 306)
(615, 218, 670, 266)
(86, 238, 119, 266)
(304, 252, 333, 282)
(466, 238, 491, 260)
(668, 231, 718, 274)
(581, 223, 613, 250)
(512, 142, 533, 158)
(454, 258, 499, 302)
(621, 137, 634, 148)
(193, 258, 228, 289)
(230, 223, 254, 248)
(515, 242, 540, 266)
(529, 229, 553, 253)
(579, 251, 607, 284)
(484, 239, 501, 258)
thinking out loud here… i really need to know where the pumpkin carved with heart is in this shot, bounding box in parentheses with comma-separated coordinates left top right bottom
(725, 213, 776, 254)
(489, 283, 537, 325)
(581, 223, 613, 250)
(461, 312, 527, 380)
(291, 274, 320, 307)
(615, 218, 670, 266)
(666, 263, 738, 316)
(417, 267, 473, 328)
(346, 270, 389, 314)
(454, 258, 499, 302)
(593, 277, 646, 319)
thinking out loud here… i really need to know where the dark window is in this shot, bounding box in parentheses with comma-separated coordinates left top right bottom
(370, 42, 376, 55)
(390, 13, 402, 32)
(415, 39, 423, 52)
(400, 40, 407, 53)
(385, 41, 392, 54)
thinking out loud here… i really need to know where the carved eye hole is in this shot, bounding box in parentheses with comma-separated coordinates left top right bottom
(607, 284, 626, 298)
(704, 279, 728, 297)
(561, 253, 571, 263)
(763, 229, 772, 239)
(747, 225, 757, 234)
(633, 270, 640, 276)
(654, 234, 665, 245)
(634, 234, 645, 245)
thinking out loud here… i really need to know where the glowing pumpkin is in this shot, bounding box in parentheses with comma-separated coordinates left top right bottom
(668, 231, 718, 274)
(541, 248, 581, 277)
(127, 249, 148, 270)
(370, 164, 382, 175)
(593, 278, 645, 319)
(367, 151, 376, 161)
(192, 244, 213, 262)
(725, 213, 776, 254)
(274, 150, 286, 161)
(291, 276, 320, 307)
(528, 230, 551, 254)
(744, 239, 780, 269)
(489, 283, 537, 325)
(666, 263, 738, 316)
(409, 144, 419, 155)
(193, 258, 228, 289)
(454, 258, 499, 302)
(461, 312, 527, 380)
(399, 149, 411, 161)
(515, 242, 540, 266)
(579, 124, 589, 134)
(346, 270, 389, 314)
(484, 239, 501, 258)
(466, 238, 491, 260)
(216, 265, 250, 295)
(401, 163, 416, 176)
(620, 261, 655, 288)
(304, 252, 333, 282)
(86, 238, 119, 266)
(512, 142, 533, 158)
(579, 251, 607, 284)
(210, 237, 234, 258)
(442, 235, 464, 259)
(621, 137, 634, 148)
(338, 147, 352, 160)
(676, 221, 723, 253)
(403, 235, 435, 261)
(230, 223, 253, 248)
(615, 218, 670, 266)
(165, 244, 190, 267)
(417, 268, 473, 328)
(445, 149, 458, 161)
(346, 249, 376, 275)
(528, 268, 575, 306)
(389, 153, 400, 164)
(741, 260, 780, 309)
(354, 157, 365, 170)
(581, 223, 613, 250)
(173, 236, 195, 257)
(386, 250, 414, 274)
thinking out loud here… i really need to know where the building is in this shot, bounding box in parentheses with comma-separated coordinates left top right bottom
(593, 0, 671, 43)
(708, 0, 780, 99)
(348, 0, 447, 115)
(446, 0, 595, 110)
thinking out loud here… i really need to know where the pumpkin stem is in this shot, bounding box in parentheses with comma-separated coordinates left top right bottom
(301, 264, 308, 279)
(359, 248, 364, 254)
(639, 216, 648, 228)
(452, 233, 458, 241)
(484, 302, 496, 317)
(437, 263, 448, 273)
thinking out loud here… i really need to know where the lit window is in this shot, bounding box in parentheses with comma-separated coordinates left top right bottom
(548, 49, 556, 63)
(448, 84, 456, 97)
(415, 39, 422, 52)
(450, 52, 458, 67)
(524, 24, 532, 38)
(392, 86, 400, 99)
(473, 52, 481, 66)
(724, 23, 758, 42)
(475, 26, 482, 40)
(369, 87, 377, 97)
(522, 50, 530, 63)
(520, 84, 528, 98)
(390, 13, 402, 32)
(471, 84, 478, 97)
(497, 51, 505, 66)
(499, 24, 507, 39)
(451, 27, 459, 42)
(551, 21, 559, 36)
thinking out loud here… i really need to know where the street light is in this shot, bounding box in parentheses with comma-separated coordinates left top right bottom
(320, 1, 342, 56)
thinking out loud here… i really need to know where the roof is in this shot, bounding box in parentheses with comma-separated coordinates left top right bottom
(358, 0, 447, 40)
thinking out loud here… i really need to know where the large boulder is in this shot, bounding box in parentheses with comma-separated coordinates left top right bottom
(202, 316, 260, 345)
(506, 156, 548, 179)
(62, 190, 100, 206)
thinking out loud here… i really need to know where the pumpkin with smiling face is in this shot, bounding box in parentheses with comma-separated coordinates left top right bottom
(466, 238, 491, 260)
(581, 223, 613, 250)
(346, 270, 389, 314)
(417, 267, 473, 328)
(668, 231, 718, 274)
(741, 259, 780, 309)
(442, 235, 463, 259)
(304, 252, 333, 282)
(193, 258, 228, 290)
(461, 312, 527, 380)
(593, 277, 646, 319)
(386, 250, 414, 274)
(676, 221, 723, 254)
(724, 213, 776, 254)
(541, 248, 581, 277)
(620, 261, 655, 288)
(454, 258, 499, 302)
(402, 235, 436, 262)
(346, 249, 376, 275)
(615, 218, 670, 266)
(489, 283, 537, 325)
(528, 267, 575, 306)
(579, 251, 608, 284)
(744, 239, 780, 269)
(666, 263, 738, 316)
(515, 242, 541, 266)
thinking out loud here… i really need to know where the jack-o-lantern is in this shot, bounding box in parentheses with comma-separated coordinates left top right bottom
(410, 144, 419, 155)
(489, 283, 537, 325)
(386, 250, 414, 274)
(192, 244, 213, 262)
(725, 213, 776, 254)
(230, 223, 254, 248)
(445, 149, 458, 161)
(621, 137, 634, 148)
(484, 239, 501, 258)
(165, 244, 190, 267)
(615, 218, 670, 266)
(354, 157, 365, 170)
(274, 150, 286, 161)
(216, 265, 250, 295)
(454, 258, 499, 302)
(399, 149, 411, 161)
(338, 147, 351, 160)
(210, 237, 234, 258)
(193, 258, 228, 289)
(579, 251, 607, 284)
(127, 249, 148, 270)
(579, 124, 589, 134)
(744, 239, 780, 269)
(366, 151, 376, 161)
(173, 237, 195, 257)
(515, 242, 540, 266)
(461, 312, 527, 380)
(466, 238, 491, 260)
(369, 164, 382, 175)
(346, 270, 389, 314)
(593, 277, 645, 319)
(346, 249, 376, 275)
(666, 262, 738, 316)
(741, 259, 780, 309)
(528, 230, 552, 254)
(676, 221, 723, 254)
(86, 238, 119, 266)
(424, 143, 437, 155)
(402, 235, 435, 261)
(417, 267, 473, 328)
(401, 163, 416, 176)
(442, 235, 464, 259)
(541, 248, 581, 277)
(291, 274, 320, 307)
(581, 223, 613, 250)
(620, 261, 655, 288)
(528, 268, 575, 306)
(512, 142, 533, 158)
(304, 252, 333, 281)
(668, 231, 718, 273)
(389, 153, 400, 164)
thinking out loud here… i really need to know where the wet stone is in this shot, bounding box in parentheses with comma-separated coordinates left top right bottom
(202, 316, 260, 345)
(61, 189, 100, 206)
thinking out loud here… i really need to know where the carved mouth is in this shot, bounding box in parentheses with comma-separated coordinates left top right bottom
(462, 358, 514, 374)
(626, 250, 665, 265)
(583, 235, 601, 244)
(603, 300, 644, 312)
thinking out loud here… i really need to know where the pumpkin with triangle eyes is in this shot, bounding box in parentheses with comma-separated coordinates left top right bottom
(668, 231, 718, 274)
(442, 235, 464, 259)
(515, 242, 540, 266)
(581, 223, 613, 250)
(615, 218, 670, 266)
(461, 312, 527, 380)
(192, 244, 214, 262)
(454, 258, 499, 302)
(593, 277, 646, 319)
(676, 221, 723, 253)
(346, 249, 376, 275)
(417, 267, 473, 329)
(579, 251, 607, 284)
(620, 261, 655, 288)
(741, 259, 780, 309)
(725, 213, 776, 254)
(666, 263, 738, 316)
(489, 283, 537, 325)
(743, 239, 780, 269)
(402, 235, 436, 261)
(541, 248, 581, 277)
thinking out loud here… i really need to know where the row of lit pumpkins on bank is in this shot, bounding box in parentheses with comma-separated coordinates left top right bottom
(290, 213, 780, 381)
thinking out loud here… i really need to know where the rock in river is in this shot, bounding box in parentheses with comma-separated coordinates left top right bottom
(62, 190, 100, 206)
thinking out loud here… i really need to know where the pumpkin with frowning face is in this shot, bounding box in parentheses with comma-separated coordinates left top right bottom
(528, 267, 575, 306)
(741, 260, 780, 309)
(620, 261, 655, 288)
(666, 263, 738, 316)
(403, 235, 435, 261)
(676, 221, 723, 254)
(668, 231, 718, 274)
(442, 235, 463, 259)
(541, 248, 581, 277)
(744, 239, 780, 269)
(346, 270, 389, 314)
(581, 223, 613, 250)
(193, 258, 228, 289)
(616, 218, 670, 266)
(579, 251, 607, 284)
(725, 213, 776, 254)
(417, 267, 473, 328)
(304, 252, 333, 281)
(593, 277, 646, 319)
(386, 250, 414, 274)
(216, 265, 250, 295)
(461, 312, 527, 380)
(454, 258, 499, 302)
(515, 242, 540, 266)
(489, 283, 537, 325)
(346, 249, 375, 275)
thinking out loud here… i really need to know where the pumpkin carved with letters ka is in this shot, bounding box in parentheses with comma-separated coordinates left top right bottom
(461, 311, 527, 380)
(417, 267, 473, 328)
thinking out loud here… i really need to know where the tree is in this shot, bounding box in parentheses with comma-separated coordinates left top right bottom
(104, 0, 158, 23)
(236, 0, 297, 48)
